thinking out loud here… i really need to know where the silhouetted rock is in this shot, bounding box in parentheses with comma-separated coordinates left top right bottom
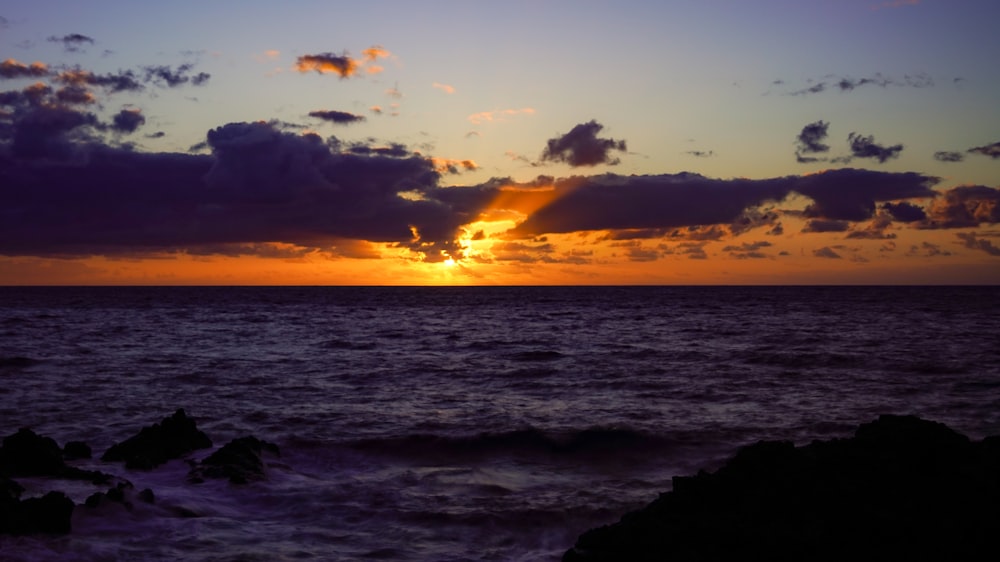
(63, 440, 92, 460)
(189, 436, 280, 484)
(0, 428, 109, 484)
(564, 415, 1000, 561)
(1, 491, 75, 535)
(102, 409, 212, 469)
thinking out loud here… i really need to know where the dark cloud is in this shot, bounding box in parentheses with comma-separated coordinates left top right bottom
(146, 131, 166, 139)
(919, 185, 1000, 229)
(968, 141, 1000, 159)
(847, 132, 903, 163)
(55, 68, 143, 93)
(956, 232, 1000, 257)
(111, 108, 145, 133)
(55, 84, 95, 105)
(788, 73, 934, 96)
(308, 110, 366, 125)
(503, 168, 937, 238)
(540, 120, 627, 167)
(802, 219, 850, 233)
(722, 240, 772, 259)
(295, 53, 359, 78)
(795, 120, 830, 162)
(685, 150, 714, 158)
(143, 64, 209, 88)
(48, 34, 95, 52)
(813, 247, 841, 259)
(881, 201, 927, 222)
(845, 213, 896, 240)
(934, 151, 964, 163)
(1, 59, 50, 79)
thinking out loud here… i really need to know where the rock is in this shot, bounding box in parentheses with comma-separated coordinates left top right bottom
(1, 491, 75, 535)
(0, 428, 109, 484)
(189, 436, 280, 484)
(102, 409, 212, 469)
(563, 415, 1000, 561)
(63, 441, 92, 460)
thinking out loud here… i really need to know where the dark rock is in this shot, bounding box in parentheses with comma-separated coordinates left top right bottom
(102, 409, 212, 469)
(63, 441, 92, 460)
(564, 415, 1000, 561)
(0, 428, 110, 484)
(84, 482, 135, 511)
(1, 476, 24, 503)
(189, 436, 280, 484)
(1, 428, 64, 476)
(138, 488, 155, 504)
(1, 491, 74, 535)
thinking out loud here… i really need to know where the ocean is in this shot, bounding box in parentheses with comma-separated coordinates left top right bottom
(1, 286, 998, 561)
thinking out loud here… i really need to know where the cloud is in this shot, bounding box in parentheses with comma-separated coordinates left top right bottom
(968, 141, 1000, 159)
(539, 120, 627, 167)
(813, 247, 842, 259)
(429, 157, 478, 174)
(143, 64, 210, 87)
(919, 185, 1000, 229)
(722, 240, 772, 259)
(685, 150, 714, 158)
(795, 120, 830, 162)
(54, 68, 143, 93)
(48, 34, 95, 52)
(934, 151, 964, 163)
(432, 82, 455, 94)
(295, 53, 359, 78)
(369, 106, 383, 115)
(467, 107, 534, 125)
(802, 219, 850, 233)
(847, 132, 903, 163)
(881, 201, 927, 222)
(1, 59, 49, 79)
(362, 46, 390, 63)
(308, 110, 366, 125)
(111, 108, 144, 133)
(503, 168, 937, 238)
(786, 73, 932, 96)
(956, 232, 1000, 257)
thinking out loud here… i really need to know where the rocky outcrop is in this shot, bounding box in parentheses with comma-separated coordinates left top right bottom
(564, 415, 1000, 561)
(102, 408, 212, 469)
(189, 436, 280, 484)
(0, 428, 108, 483)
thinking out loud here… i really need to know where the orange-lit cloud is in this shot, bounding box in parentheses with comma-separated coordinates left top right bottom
(468, 107, 535, 125)
(295, 52, 360, 77)
(1, 58, 49, 79)
(430, 157, 478, 174)
(433, 82, 455, 94)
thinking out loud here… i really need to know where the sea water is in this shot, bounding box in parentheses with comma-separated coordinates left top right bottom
(1, 286, 998, 561)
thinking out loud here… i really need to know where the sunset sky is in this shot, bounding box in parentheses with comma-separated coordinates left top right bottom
(1, 0, 998, 285)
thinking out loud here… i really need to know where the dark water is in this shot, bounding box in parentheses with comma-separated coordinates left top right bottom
(1, 286, 998, 560)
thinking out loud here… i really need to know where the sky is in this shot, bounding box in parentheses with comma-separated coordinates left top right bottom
(1, 0, 998, 285)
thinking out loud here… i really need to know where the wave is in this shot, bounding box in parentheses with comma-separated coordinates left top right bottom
(346, 426, 681, 460)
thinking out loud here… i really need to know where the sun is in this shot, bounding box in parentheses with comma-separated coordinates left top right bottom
(443, 257, 457, 267)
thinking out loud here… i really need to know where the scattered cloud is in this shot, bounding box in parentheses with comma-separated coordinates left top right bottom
(847, 132, 903, 163)
(539, 120, 627, 167)
(934, 151, 964, 163)
(429, 157, 478, 174)
(385, 85, 403, 99)
(795, 120, 830, 162)
(143, 64, 210, 87)
(254, 49, 281, 63)
(968, 141, 1000, 159)
(786, 73, 932, 96)
(432, 82, 455, 94)
(881, 201, 927, 222)
(685, 150, 714, 158)
(802, 219, 850, 233)
(48, 33, 95, 52)
(1, 59, 49, 79)
(918, 185, 1000, 229)
(111, 108, 144, 133)
(813, 247, 842, 259)
(956, 232, 1000, 257)
(467, 107, 534, 125)
(308, 110, 366, 125)
(295, 52, 360, 78)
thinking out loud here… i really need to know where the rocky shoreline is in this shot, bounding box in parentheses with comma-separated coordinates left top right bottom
(563, 414, 999, 561)
(1, 409, 279, 535)
(4, 412, 998, 560)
